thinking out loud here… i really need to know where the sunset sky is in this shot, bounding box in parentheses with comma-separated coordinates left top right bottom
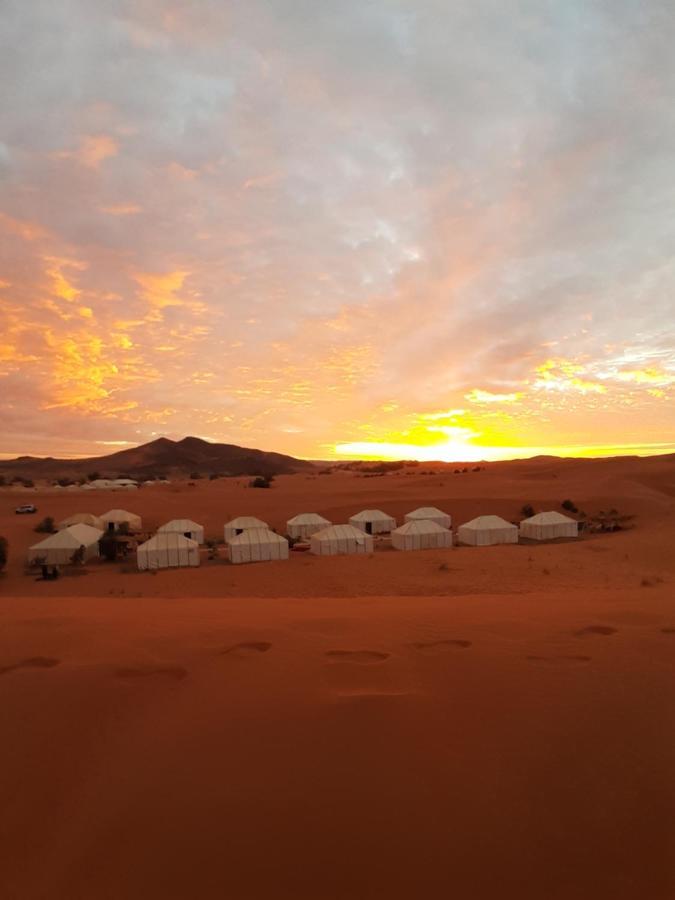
(1, 1, 674, 461)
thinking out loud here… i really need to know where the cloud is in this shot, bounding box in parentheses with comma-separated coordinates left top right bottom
(55, 134, 119, 169)
(0, 0, 674, 457)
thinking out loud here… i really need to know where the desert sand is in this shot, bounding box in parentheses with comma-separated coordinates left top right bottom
(1, 455, 674, 899)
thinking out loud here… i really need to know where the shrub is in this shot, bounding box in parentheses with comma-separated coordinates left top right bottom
(521, 504, 535, 518)
(0, 475, 5, 487)
(34, 516, 56, 534)
(189, 472, 202, 480)
(0, 536, 7, 571)
(561, 499, 578, 513)
(87, 472, 101, 482)
(250, 476, 272, 488)
(56, 478, 74, 487)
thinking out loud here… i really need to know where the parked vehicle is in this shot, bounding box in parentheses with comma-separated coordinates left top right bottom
(15, 504, 38, 514)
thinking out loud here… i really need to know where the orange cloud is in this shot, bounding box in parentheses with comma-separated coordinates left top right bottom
(100, 203, 142, 216)
(55, 134, 119, 169)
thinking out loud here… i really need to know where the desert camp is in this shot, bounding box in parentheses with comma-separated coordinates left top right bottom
(3, 2, 675, 896)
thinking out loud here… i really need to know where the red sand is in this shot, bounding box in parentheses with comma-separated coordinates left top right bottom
(1, 456, 674, 898)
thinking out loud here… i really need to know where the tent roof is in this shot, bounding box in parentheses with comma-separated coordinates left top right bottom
(521, 511, 576, 525)
(227, 528, 286, 545)
(394, 520, 449, 536)
(350, 509, 394, 521)
(406, 506, 449, 519)
(312, 525, 369, 541)
(58, 513, 104, 529)
(224, 516, 268, 529)
(460, 515, 515, 530)
(101, 509, 140, 521)
(158, 519, 204, 532)
(31, 523, 102, 552)
(138, 533, 198, 551)
(287, 513, 331, 525)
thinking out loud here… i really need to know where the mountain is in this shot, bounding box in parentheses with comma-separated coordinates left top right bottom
(0, 436, 315, 480)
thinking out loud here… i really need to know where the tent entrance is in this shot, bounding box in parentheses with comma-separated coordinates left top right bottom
(107, 522, 115, 532)
(184, 531, 191, 539)
(365, 522, 373, 535)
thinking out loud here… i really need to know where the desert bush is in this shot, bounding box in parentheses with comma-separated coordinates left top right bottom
(34, 516, 56, 534)
(521, 504, 535, 518)
(189, 472, 202, 480)
(0, 476, 5, 487)
(0, 536, 7, 571)
(561, 499, 578, 513)
(250, 475, 273, 488)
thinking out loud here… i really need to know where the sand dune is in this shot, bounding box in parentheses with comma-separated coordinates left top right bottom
(0, 456, 674, 898)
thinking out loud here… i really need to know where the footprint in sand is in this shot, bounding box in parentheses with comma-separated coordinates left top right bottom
(574, 626, 618, 637)
(0, 656, 61, 676)
(114, 665, 188, 681)
(526, 655, 591, 666)
(220, 641, 272, 657)
(410, 639, 472, 652)
(325, 650, 390, 664)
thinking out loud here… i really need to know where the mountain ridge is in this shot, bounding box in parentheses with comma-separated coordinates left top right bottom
(0, 436, 314, 480)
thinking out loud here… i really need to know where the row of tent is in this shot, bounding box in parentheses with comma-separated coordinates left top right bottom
(27, 506, 578, 570)
(55, 479, 140, 492)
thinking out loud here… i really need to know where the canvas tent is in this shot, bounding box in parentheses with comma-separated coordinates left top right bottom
(227, 528, 289, 565)
(404, 506, 452, 529)
(310, 524, 374, 556)
(111, 479, 138, 491)
(392, 519, 452, 551)
(28, 523, 103, 566)
(101, 509, 142, 532)
(457, 515, 518, 546)
(88, 479, 114, 490)
(137, 533, 200, 570)
(520, 511, 578, 541)
(223, 516, 268, 542)
(158, 518, 205, 544)
(349, 509, 396, 535)
(286, 513, 331, 541)
(58, 512, 104, 531)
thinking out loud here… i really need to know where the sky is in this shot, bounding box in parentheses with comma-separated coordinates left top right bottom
(1, 0, 674, 462)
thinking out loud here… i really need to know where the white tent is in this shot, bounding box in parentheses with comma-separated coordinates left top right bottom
(101, 509, 142, 532)
(404, 506, 452, 529)
(58, 512, 104, 531)
(392, 519, 452, 551)
(109, 478, 138, 491)
(349, 509, 396, 535)
(310, 524, 374, 556)
(457, 515, 518, 546)
(520, 511, 578, 541)
(227, 528, 289, 565)
(286, 513, 331, 541)
(158, 518, 205, 544)
(28, 523, 103, 566)
(137, 533, 200, 570)
(223, 516, 269, 542)
(88, 479, 114, 490)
